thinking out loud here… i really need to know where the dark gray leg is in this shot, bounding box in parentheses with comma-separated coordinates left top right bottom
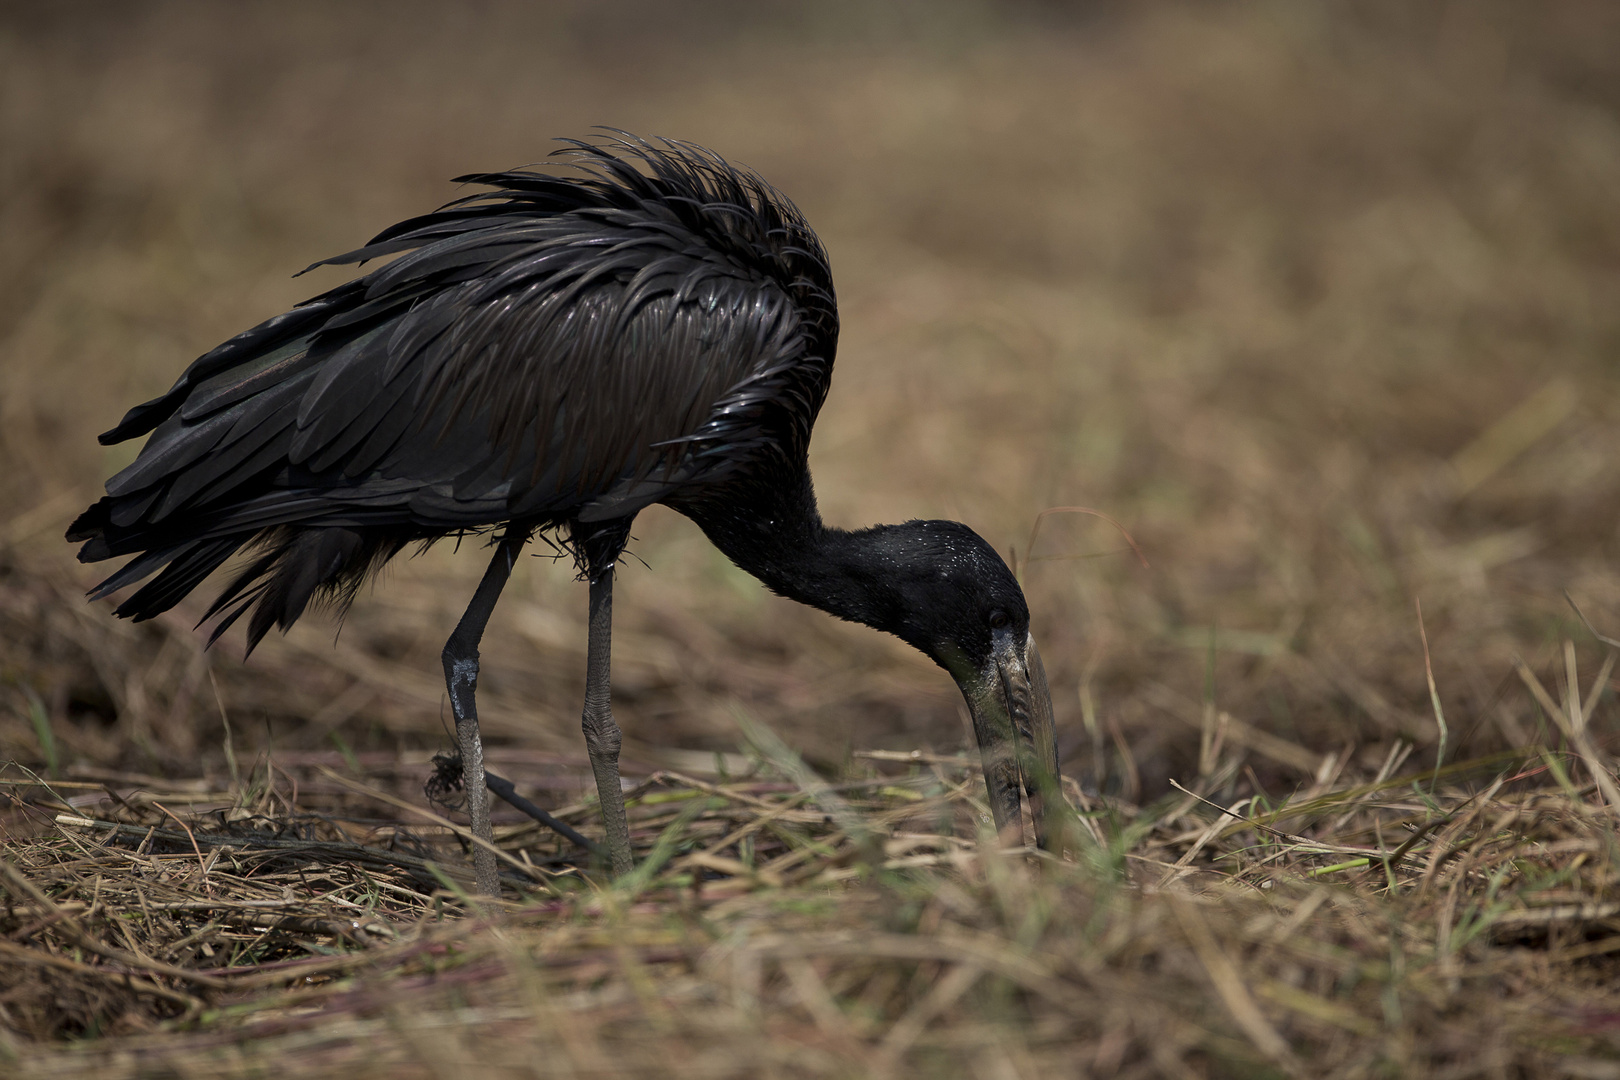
(442, 530, 526, 896)
(483, 768, 607, 859)
(583, 569, 633, 875)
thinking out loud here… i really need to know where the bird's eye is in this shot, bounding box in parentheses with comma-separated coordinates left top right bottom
(988, 610, 1010, 630)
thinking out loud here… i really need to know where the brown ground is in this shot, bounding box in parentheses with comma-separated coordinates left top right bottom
(3, 2, 1620, 1076)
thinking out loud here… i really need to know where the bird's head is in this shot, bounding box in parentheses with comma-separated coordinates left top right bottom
(689, 503, 1062, 847)
(866, 521, 1060, 845)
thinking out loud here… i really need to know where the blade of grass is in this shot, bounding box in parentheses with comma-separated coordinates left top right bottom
(1416, 598, 1448, 791)
(1514, 658, 1620, 817)
(615, 795, 717, 897)
(22, 688, 57, 779)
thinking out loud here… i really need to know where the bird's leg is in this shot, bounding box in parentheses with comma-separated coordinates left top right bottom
(582, 568, 633, 875)
(442, 530, 527, 896)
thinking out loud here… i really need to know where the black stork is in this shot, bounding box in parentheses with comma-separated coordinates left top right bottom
(68, 135, 1059, 892)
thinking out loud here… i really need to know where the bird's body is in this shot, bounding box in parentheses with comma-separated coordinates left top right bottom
(71, 140, 835, 646)
(71, 136, 1058, 888)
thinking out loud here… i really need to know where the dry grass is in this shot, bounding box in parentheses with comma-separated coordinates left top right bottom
(5, 1, 1620, 1075)
(3, 726, 1618, 1077)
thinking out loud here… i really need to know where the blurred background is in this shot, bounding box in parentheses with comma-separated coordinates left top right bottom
(4, 0, 1619, 807)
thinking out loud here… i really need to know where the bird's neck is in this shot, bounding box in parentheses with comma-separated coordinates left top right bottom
(682, 468, 900, 633)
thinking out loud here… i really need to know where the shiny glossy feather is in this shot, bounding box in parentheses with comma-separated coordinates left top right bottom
(68, 134, 838, 652)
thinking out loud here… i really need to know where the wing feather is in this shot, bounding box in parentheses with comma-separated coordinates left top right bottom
(71, 134, 840, 643)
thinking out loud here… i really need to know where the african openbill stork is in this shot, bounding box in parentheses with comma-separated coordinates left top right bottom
(68, 135, 1059, 891)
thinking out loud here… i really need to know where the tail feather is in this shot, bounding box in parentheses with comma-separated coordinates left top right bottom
(66, 499, 112, 554)
(111, 537, 247, 621)
(87, 542, 196, 602)
(199, 526, 409, 655)
(199, 547, 284, 629)
(76, 514, 410, 654)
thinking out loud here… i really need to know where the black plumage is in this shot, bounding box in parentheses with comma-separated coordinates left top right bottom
(70, 135, 1058, 889)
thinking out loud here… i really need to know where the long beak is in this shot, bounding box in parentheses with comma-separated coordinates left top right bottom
(956, 629, 1060, 849)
